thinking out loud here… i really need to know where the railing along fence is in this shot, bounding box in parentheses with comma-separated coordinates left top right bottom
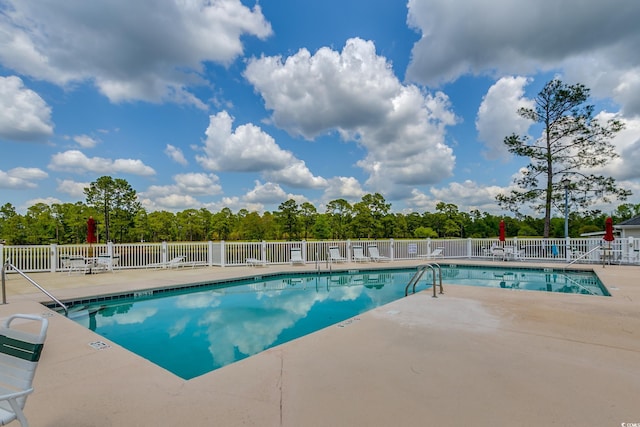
(1, 237, 638, 273)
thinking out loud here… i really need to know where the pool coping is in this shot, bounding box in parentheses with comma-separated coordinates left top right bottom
(2, 259, 639, 426)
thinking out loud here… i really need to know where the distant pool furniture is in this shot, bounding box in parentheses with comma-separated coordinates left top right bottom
(60, 255, 72, 272)
(367, 245, 390, 262)
(491, 247, 506, 261)
(0, 314, 48, 427)
(289, 248, 305, 265)
(328, 246, 347, 263)
(246, 257, 267, 267)
(67, 256, 94, 275)
(95, 254, 120, 272)
(352, 246, 370, 263)
(418, 247, 443, 259)
(504, 246, 525, 261)
(148, 256, 194, 269)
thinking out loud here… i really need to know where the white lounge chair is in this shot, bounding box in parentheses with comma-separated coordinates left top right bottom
(148, 256, 187, 269)
(246, 257, 267, 267)
(290, 248, 305, 265)
(352, 246, 370, 263)
(418, 248, 443, 259)
(328, 246, 347, 263)
(0, 314, 48, 427)
(367, 245, 390, 262)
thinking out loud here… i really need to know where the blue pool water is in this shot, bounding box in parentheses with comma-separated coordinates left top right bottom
(66, 266, 607, 379)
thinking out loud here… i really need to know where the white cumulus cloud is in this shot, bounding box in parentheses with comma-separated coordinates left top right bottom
(0, 76, 53, 142)
(48, 150, 155, 176)
(244, 38, 457, 197)
(0, 167, 48, 189)
(73, 134, 99, 148)
(196, 111, 326, 188)
(0, 0, 272, 106)
(476, 76, 535, 161)
(406, 0, 640, 116)
(165, 144, 188, 166)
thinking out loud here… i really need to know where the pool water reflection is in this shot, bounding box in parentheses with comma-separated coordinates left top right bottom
(68, 267, 606, 379)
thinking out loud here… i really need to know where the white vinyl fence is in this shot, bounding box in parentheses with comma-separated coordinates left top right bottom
(1, 237, 639, 273)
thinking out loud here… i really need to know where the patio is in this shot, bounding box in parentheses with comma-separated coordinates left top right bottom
(1, 259, 639, 426)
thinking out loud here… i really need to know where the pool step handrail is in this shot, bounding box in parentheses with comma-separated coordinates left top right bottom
(563, 246, 602, 269)
(405, 263, 443, 297)
(2, 259, 69, 315)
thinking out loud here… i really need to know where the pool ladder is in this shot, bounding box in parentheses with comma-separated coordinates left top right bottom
(405, 263, 443, 298)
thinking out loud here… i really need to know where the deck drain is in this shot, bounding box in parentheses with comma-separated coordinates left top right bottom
(89, 341, 111, 350)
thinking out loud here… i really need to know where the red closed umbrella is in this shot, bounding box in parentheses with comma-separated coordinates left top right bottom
(603, 217, 614, 242)
(602, 217, 615, 267)
(87, 217, 97, 244)
(499, 220, 506, 243)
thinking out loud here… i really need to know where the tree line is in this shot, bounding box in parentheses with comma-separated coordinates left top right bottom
(1, 184, 638, 245)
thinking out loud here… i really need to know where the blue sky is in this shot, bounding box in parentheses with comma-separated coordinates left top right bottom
(1, 0, 639, 215)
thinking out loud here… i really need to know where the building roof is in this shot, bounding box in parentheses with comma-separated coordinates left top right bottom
(616, 215, 640, 227)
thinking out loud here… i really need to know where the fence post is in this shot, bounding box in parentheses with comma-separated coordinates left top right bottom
(50, 244, 57, 273)
(1, 259, 6, 304)
(390, 238, 395, 261)
(207, 241, 213, 267)
(221, 240, 226, 267)
(302, 240, 307, 263)
(261, 241, 267, 263)
(161, 241, 168, 266)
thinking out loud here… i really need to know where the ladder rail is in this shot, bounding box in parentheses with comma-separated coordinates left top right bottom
(405, 263, 444, 297)
(2, 259, 68, 315)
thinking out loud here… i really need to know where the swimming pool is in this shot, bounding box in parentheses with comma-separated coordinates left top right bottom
(64, 266, 607, 379)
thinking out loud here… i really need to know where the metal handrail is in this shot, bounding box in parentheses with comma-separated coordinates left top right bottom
(405, 263, 444, 297)
(564, 246, 602, 269)
(2, 259, 68, 315)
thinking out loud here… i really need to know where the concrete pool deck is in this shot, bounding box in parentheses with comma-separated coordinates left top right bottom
(1, 260, 639, 426)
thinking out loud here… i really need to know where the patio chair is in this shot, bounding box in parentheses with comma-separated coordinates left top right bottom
(491, 247, 506, 261)
(95, 254, 120, 272)
(67, 256, 93, 275)
(148, 256, 185, 269)
(367, 245, 390, 262)
(289, 248, 305, 265)
(504, 246, 525, 261)
(328, 246, 347, 263)
(417, 248, 443, 259)
(0, 314, 48, 427)
(59, 255, 71, 272)
(352, 246, 370, 263)
(568, 248, 586, 262)
(247, 257, 267, 267)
